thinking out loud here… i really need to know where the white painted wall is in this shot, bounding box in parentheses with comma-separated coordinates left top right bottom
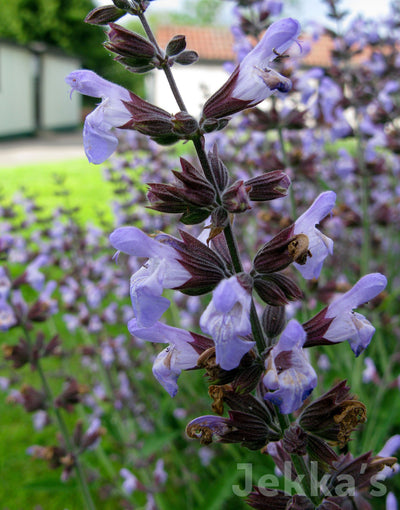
(0, 43, 36, 136)
(40, 53, 81, 130)
(148, 63, 229, 117)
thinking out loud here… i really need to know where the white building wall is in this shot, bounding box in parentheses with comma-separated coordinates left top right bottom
(0, 43, 36, 136)
(40, 53, 81, 130)
(149, 63, 229, 117)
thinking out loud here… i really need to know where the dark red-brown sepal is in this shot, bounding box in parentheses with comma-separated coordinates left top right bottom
(253, 219, 314, 275)
(201, 66, 252, 120)
(208, 144, 230, 192)
(298, 380, 367, 447)
(222, 180, 252, 213)
(105, 23, 157, 73)
(85, 5, 125, 25)
(245, 170, 290, 202)
(156, 230, 230, 295)
(122, 92, 178, 144)
(246, 488, 314, 510)
(197, 348, 261, 392)
(254, 272, 303, 306)
(327, 452, 397, 493)
(186, 405, 280, 450)
(147, 157, 216, 224)
(302, 307, 335, 348)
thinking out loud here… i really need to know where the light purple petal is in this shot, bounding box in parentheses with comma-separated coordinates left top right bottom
(293, 191, 336, 279)
(128, 319, 193, 346)
(263, 320, 317, 414)
(232, 18, 300, 103)
(247, 17, 301, 64)
(66, 70, 130, 101)
(110, 227, 174, 258)
(130, 266, 170, 328)
(152, 343, 199, 397)
(386, 493, 398, 510)
(326, 273, 387, 317)
(200, 276, 254, 370)
(294, 191, 336, 232)
(379, 435, 400, 457)
(274, 318, 306, 352)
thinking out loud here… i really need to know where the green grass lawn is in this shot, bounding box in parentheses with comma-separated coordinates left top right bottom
(0, 158, 115, 224)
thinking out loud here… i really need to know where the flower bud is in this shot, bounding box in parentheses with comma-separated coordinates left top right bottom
(172, 112, 199, 136)
(254, 273, 302, 306)
(166, 35, 187, 56)
(247, 489, 314, 510)
(174, 50, 199, 65)
(85, 5, 125, 25)
(20, 385, 46, 412)
(107, 24, 156, 59)
(55, 379, 89, 412)
(262, 304, 286, 339)
(147, 158, 216, 224)
(328, 452, 397, 494)
(112, 0, 131, 8)
(2, 338, 30, 368)
(245, 170, 291, 201)
(282, 425, 308, 455)
(105, 24, 157, 72)
(222, 180, 252, 213)
(201, 117, 230, 133)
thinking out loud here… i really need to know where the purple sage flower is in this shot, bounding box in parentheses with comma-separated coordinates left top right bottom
(110, 227, 191, 327)
(128, 319, 201, 396)
(0, 297, 17, 331)
(66, 70, 132, 164)
(199, 275, 255, 371)
(120, 468, 139, 495)
(387, 493, 398, 510)
(293, 191, 336, 279)
(263, 319, 317, 414)
(304, 273, 387, 356)
(377, 435, 400, 481)
(25, 255, 49, 291)
(202, 18, 301, 119)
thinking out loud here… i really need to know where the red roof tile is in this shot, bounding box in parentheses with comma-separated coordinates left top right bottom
(157, 25, 234, 61)
(156, 25, 376, 68)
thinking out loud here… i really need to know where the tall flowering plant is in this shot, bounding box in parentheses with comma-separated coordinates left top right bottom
(63, 0, 396, 507)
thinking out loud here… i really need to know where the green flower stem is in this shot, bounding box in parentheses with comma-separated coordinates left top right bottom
(21, 325, 96, 510)
(289, 454, 320, 507)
